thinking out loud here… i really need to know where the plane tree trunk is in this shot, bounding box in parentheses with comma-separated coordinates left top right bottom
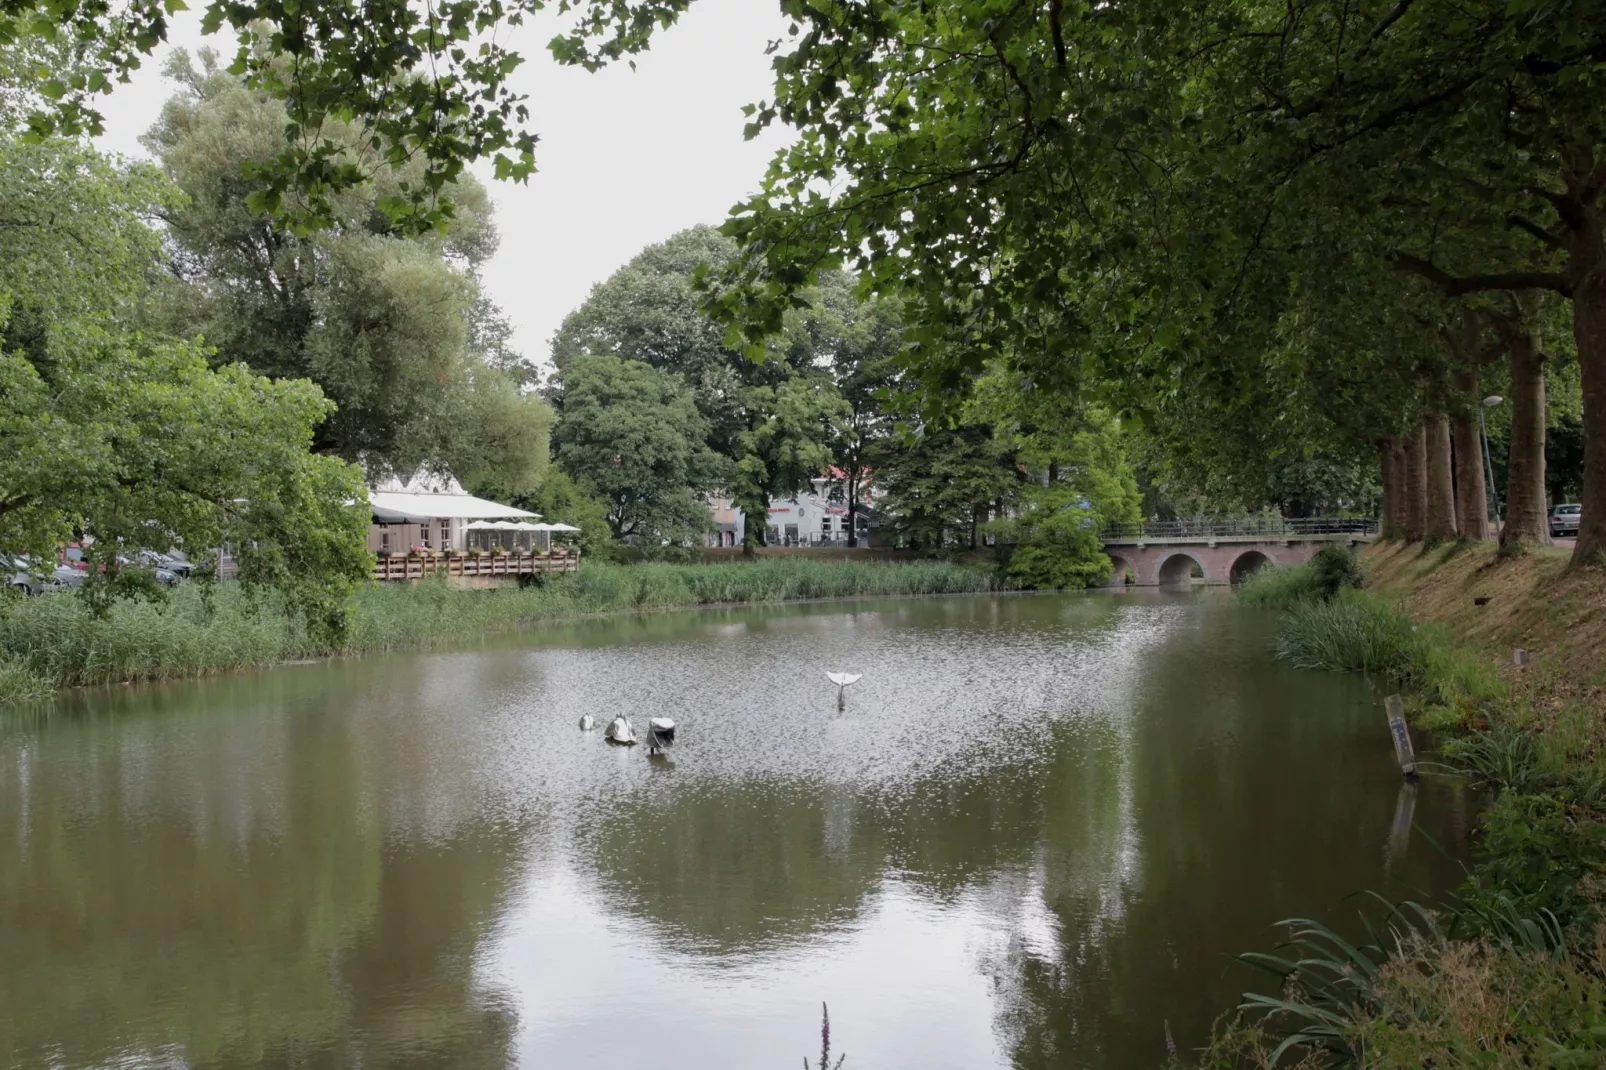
(1424, 412, 1458, 541)
(1379, 437, 1404, 539)
(1402, 424, 1428, 541)
(1450, 369, 1489, 540)
(1394, 148, 1606, 566)
(1501, 325, 1551, 551)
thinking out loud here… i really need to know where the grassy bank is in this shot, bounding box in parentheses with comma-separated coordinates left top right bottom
(1198, 544, 1606, 1066)
(0, 558, 1000, 705)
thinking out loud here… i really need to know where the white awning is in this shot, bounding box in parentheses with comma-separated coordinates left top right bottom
(370, 491, 539, 524)
(541, 523, 581, 532)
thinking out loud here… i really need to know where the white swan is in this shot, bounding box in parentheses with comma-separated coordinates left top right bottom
(579, 714, 596, 731)
(647, 717, 676, 754)
(827, 672, 862, 709)
(604, 715, 637, 745)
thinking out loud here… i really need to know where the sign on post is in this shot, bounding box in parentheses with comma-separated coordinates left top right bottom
(1384, 694, 1417, 778)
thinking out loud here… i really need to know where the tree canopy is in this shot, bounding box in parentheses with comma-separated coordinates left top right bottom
(4, 0, 693, 230)
(548, 224, 1142, 576)
(144, 52, 550, 494)
(0, 133, 370, 632)
(695, 0, 1606, 563)
(551, 354, 718, 545)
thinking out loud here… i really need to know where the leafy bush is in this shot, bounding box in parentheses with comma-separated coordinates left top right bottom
(1308, 545, 1364, 598)
(993, 488, 1113, 589)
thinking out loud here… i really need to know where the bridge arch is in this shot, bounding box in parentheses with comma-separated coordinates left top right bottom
(1230, 550, 1273, 585)
(1107, 553, 1134, 585)
(1157, 552, 1204, 586)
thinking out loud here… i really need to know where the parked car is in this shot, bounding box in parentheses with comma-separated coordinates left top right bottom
(117, 554, 180, 587)
(1550, 503, 1582, 538)
(2, 553, 36, 595)
(1, 554, 78, 594)
(49, 564, 85, 589)
(134, 549, 191, 578)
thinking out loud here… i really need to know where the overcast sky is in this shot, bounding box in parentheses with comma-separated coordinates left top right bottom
(93, 0, 792, 371)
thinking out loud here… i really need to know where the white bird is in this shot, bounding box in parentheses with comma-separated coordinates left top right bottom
(826, 672, 863, 709)
(604, 714, 637, 745)
(579, 714, 596, 731)
(647, 717, 676, 754)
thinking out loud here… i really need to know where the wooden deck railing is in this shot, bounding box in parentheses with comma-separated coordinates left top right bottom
(372, 551, 580, 582)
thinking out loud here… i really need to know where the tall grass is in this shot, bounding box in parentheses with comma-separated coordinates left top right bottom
(0, 559, 999, 705)
(1197, 893, 1602, 1068)
(0, 657, 51, 705)
(1273, 589, 1418, 675)
(1273, 588, 1506, 722)
(1234, 559, 1326, 607)
(1236, 545, 1364, 608)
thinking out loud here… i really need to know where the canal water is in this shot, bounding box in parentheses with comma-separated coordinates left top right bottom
(0, 591, 1473, 1069)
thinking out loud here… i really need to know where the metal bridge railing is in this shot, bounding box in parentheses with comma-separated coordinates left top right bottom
(1099, 517, 1379, 541)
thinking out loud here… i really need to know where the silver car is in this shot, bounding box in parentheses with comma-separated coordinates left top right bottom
(1549, 503, 1582, 538)
(134, 549, 191, 579)
(2, 554, 78, 595)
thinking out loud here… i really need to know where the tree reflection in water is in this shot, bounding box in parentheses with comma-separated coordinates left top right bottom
(0, 593, 1473, 1069)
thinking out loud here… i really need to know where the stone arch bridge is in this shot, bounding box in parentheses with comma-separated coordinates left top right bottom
(1101, 518, 1378, 587)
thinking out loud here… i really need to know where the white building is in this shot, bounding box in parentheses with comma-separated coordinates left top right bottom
(705, 476, 876, 548)
(367, 471, 540, 554)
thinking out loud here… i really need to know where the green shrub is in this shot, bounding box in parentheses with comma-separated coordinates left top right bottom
(1463, 789, 1606, 931)
(991, 488, 1116, 590)
(1309, 544, 1364, 597)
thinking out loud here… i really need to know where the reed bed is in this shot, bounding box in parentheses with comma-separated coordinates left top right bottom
(1273, 589, 1418, 675)
(0, 559, 999, 704)
(1235, 544, 1364, 608)
(1272, 588, 1505, 718)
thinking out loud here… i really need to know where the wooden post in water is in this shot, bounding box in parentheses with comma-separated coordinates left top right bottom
(1384, 694, 1417, 778)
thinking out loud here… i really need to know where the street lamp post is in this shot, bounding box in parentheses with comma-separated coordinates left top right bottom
(1480, 395, 1503, 538)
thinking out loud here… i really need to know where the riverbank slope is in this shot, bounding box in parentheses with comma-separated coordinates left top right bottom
(1362, 539, 1606, 717)
(1196, 541, 1606, 1066)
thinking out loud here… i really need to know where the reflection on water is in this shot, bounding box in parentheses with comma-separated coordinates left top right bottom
(0, 592, 1473, 1069)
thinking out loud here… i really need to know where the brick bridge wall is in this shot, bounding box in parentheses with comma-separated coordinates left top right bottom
(1102, 536, 1371, 587)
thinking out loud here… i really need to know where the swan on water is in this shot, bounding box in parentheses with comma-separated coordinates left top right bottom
(579, 714, 596, 731)
(826, 672, 862, 709)
(604, 714, 637, 745)
(647, 717, 676, 754)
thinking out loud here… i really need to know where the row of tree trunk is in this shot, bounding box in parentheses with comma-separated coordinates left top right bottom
(1378, 317, 1550, 550)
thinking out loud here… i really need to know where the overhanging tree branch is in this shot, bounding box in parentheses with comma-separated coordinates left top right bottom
(1505, 213, 1567, 250)
(1369, 0, 1417, 40)
(1047, 0, 1067, 68)
(1391, 252, 1571, 297)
